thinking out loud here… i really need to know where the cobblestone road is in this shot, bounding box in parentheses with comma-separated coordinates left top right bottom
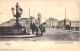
(0, 28, 80, 41)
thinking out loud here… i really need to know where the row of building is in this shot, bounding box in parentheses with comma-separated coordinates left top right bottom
(0, 13, 41, 28)
(45, 18, 80, 30)
(0, 15, 80, 31)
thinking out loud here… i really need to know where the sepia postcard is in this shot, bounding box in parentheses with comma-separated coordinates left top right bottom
(0, 0, 80, 51)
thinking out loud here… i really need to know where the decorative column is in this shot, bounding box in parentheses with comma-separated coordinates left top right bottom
(11, 2, 23, 27)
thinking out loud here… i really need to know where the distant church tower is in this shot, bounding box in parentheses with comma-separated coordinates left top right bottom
(38, 13, 41, 25)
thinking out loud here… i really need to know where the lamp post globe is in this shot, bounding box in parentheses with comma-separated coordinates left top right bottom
(11, 7, 15, 14)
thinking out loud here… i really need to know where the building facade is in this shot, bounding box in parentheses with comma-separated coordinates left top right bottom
(0, 17, 36, 28)
(70, 21, 80, 30)
(58, 20, 80, 30)
(46, 18, 58, 28)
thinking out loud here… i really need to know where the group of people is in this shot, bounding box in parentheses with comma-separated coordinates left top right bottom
(30, 23, 45, 36)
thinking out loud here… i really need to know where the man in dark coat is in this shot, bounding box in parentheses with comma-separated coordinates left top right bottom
(32, 23, 36, 34)
(30, 23, 32, 29)
(35, 23, 39, 34)
(43, 26, 45, 33)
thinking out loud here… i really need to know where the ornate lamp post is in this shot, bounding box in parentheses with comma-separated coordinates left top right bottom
(11, 2, 23, 27)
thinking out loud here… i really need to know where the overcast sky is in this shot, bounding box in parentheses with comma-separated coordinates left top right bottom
(0, 0, 80, 24)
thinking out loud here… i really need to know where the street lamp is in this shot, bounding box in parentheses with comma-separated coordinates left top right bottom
(11, 7, 15, 14)
(11, 2, 23, 27)
(19, 7, 23, 15)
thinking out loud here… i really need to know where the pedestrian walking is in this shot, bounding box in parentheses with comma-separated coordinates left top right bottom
(35, 23, 39, 35)
(23, 28, 26, 34)
(43, 26, 45, 33)
(30, 23, 32, 29)
(32, 23, 36, 34)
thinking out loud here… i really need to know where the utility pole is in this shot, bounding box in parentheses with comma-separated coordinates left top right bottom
(65, 8, 66, 20)
(29, 8, 30, 18)
(29, 8, 32, 24)
(38, 13, 41, 26)
(64, 8, 66, 29)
